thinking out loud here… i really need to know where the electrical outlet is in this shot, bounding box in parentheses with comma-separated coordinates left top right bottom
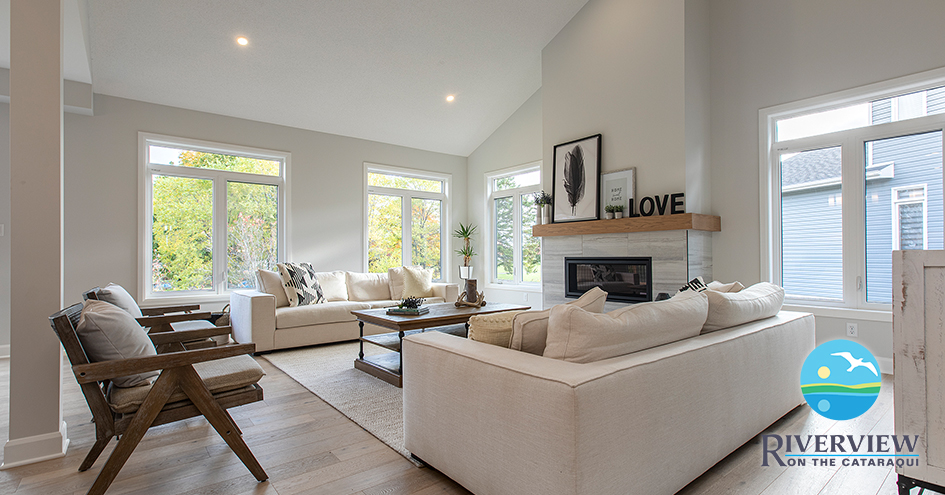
(846, 322, 858, 338)
(523, 293, 528, 302)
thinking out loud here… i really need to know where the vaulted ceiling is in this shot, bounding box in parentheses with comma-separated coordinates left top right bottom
(1, 1, 589, 156)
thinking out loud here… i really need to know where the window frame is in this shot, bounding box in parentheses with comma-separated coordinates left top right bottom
(362, 163, 451, 281)
(484, 161, 542, 290)
(892, 184, 929, 251)
(138, 132, 290, 306)
(759, 67, 945, 318)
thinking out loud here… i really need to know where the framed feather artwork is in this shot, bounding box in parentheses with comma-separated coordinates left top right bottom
(552, 134, 601, 223)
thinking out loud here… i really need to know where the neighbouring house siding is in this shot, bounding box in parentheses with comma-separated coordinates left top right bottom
(782, 183, 843, 300)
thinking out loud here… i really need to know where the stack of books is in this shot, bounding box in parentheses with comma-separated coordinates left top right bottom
(386, 306, 430, 316)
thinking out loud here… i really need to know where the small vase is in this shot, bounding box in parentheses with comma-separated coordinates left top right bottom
(459, 266, 473, 279)
(542, 205, 552, 224)
(615, 211, 623, 219)
(537, 207, 543, 225)
(605, 212, 615, 219)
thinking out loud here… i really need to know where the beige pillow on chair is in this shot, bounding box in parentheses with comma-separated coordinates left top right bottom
(510, 286, 608, 355)
(468, 311, 524, 348)
(98, 283, 143, 318)
(76, 300, 159, 387)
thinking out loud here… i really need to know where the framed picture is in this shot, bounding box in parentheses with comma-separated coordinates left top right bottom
(552, 134, 601, 223)
(600, 168, 635, 214)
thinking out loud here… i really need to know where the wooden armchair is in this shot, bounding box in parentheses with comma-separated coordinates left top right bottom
(50, 302, 268, 495)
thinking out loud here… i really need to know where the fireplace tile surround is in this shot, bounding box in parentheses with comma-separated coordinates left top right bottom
(541, 230, 712, 312)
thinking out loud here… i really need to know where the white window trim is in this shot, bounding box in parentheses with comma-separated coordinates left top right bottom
(138, 132, 290, 306)
(892, 184, 928, 250)
(484, 161, 542, 290)
(759, 66, 945, 316)
(363, 163, 451, 282)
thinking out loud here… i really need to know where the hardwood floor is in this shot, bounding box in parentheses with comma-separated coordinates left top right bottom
(0, 359, 934, 494)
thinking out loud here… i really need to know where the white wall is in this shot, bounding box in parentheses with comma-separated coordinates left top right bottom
(708, 0, 945, 360)
(542, 0, 688, 203)
(466, 89, 543, 306)
(0, 94, 466, 346)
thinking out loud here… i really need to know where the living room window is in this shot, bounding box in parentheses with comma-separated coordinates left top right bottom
(486, 163, 541, 286)
(761, 68, 945, 312)
(364, 164, 449, 281)
(139, 133, 288, 304)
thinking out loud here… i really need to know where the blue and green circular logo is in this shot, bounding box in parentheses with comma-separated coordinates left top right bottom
(800, 340, 881, 420)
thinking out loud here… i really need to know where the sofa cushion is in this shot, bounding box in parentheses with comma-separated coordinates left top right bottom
(707, 280, 745, 293)
(256, 269, 290, 308)
(468, 311, 524, 348)
(277, 262, 326, 307)
(510, 286, 607, 355)
(316, 271, 348, 301)
(543, 290, 708, 363)
(76, 299, 158, 388)
(346, 272, 392, 301)
(107, 354, 264, 414)
(275, 301, 371, 329)
(388, 266, 434, 300)
(702, 282, 784, 334)
(97, 283, 143, 318)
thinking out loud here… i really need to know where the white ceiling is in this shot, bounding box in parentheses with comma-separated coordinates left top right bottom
(82, 0, 589, 156)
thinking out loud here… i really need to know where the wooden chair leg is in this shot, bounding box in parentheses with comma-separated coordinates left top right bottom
(177, 365, 268, 482)
(86, 370, 179, 495)
(78, 435, 112, 472)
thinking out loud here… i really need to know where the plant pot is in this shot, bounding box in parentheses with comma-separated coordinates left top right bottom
(605, 212, 615, 219)
(542, 205, 552, 224)
(464, 279, 478, 302)
(614, 211, 623, 219)
(459, 265, 473, 279)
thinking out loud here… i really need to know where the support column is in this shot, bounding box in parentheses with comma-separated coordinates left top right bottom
(2, 0, 68, 468)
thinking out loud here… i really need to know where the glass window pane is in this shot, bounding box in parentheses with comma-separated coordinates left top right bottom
(495, 197, 514, 281)
(149, 146, 280, 176)
(494, 170, 540, 191)
(521, 195, 541, 283)
(151, 175, 213, 292)
(411, 198, 442, 280)
(780, 147, 843, 301)
(368, 172, 442, 193)
(777, 104, 870, 142)
(227, 182, 278, 290)
(368, 194, 403, 273)
(865, 131, 943, 303)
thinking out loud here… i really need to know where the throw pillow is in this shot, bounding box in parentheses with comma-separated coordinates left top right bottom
(97, 283, 143, 318)
(346, 272, 393, 301)
(277, 262, 326, 307)
(677, 276, 708, 293)
(707, 280, 745, 293)
(315, 271, 348, 301)
(75, 299, 158, 387)
(543, 290, 708, 363)
(510, 286, 608, 355)
(468, 311, 524, 348)
(255, 269, 290, 308)
(388, 266, 434, 300)
(702, 282, 784, 333)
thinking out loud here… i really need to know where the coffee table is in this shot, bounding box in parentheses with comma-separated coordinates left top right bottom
(351, 302, 531, 387)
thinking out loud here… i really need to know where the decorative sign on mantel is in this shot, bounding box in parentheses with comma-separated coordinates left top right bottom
(628, 193, 685, 217)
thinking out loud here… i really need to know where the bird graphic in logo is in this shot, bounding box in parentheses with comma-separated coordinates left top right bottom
(800, 340, 881, 420)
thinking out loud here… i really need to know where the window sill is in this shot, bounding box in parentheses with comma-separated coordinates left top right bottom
(140, 293, 232, 309)
(782, 304, 892, 323)
(484, 283, 542, 293)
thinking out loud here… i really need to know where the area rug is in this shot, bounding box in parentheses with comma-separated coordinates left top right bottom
(260, 342, 416, 462)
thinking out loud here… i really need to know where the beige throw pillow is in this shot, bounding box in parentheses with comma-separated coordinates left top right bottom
(388, 266, 434, 300)
(510, 286, 608, 355)
(346, 272, 392, 301)
(76, 300, 158, 387)
(702, 282, 784, 333)
(97, 283, 143, 318)
(468, 311, 524, 348)
(256, 269, 290, 307)
(707, 280, 745, 293)
(543, 290, 708, 363)
(315, 271, 348, 301)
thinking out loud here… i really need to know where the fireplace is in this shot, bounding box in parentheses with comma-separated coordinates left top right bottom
(565, 257, 652, 303)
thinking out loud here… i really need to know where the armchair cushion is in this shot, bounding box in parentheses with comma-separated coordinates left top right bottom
(76, 300, 158, 387)
(97, 283, 143, 318)
(256, 269, 290, 308)
(107, 354, 265, 413)
(468, 311, 524, 348)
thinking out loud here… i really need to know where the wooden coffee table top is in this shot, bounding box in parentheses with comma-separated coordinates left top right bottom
(351, 302, 531, 332)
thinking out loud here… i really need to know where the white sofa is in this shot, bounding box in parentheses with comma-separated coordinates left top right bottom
(403, 310, 815, 495)
(231, 270, 459, 352)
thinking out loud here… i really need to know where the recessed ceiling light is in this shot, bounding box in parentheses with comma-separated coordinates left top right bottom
(237, 37, 249, 46)
(446, 95, 455, 102)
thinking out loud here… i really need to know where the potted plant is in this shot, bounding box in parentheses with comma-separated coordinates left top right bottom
(604, 204, 616, 219)
(454, 223, 477, 280)
(613, 204, 624, 219)
(534, 191, 553, 224)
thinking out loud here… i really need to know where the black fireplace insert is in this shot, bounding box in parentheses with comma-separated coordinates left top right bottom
(565, 257, 652, 303)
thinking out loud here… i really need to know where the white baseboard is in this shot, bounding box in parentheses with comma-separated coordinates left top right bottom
(878, 357, 893, 375)
(0, 421, 69, 469)
(0, 344, 9, 359)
